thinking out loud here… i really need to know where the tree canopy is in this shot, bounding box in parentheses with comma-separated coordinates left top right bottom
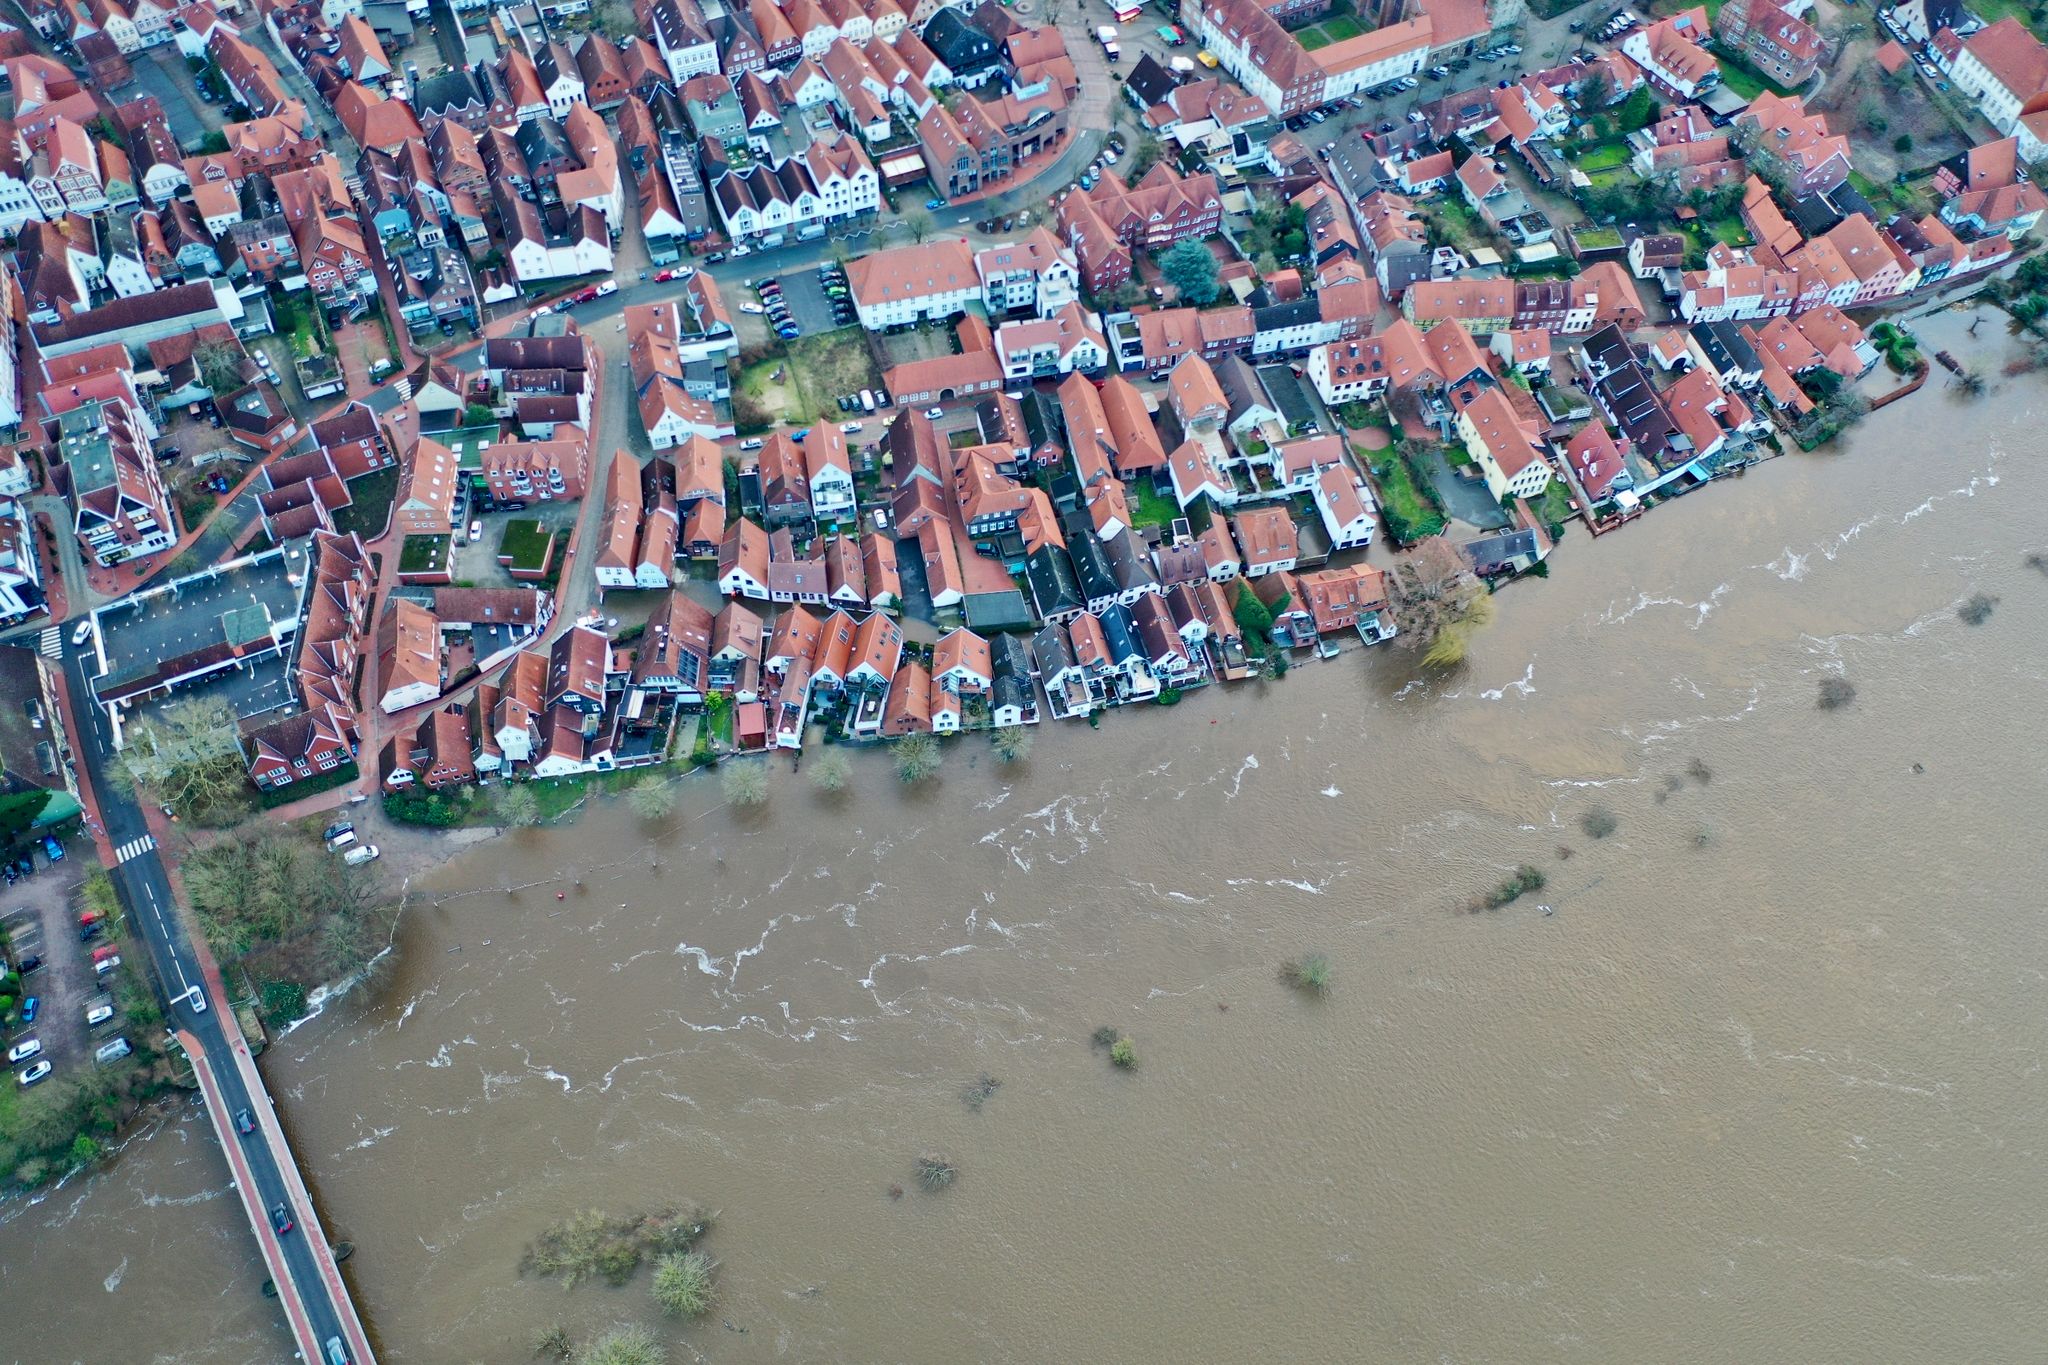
(1159, 240, 1220, 305)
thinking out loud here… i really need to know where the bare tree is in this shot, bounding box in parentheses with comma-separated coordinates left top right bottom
(1393, 536, 1495, 669)
(900, 207, 934, 244)
(195, 339, 246, 395)
(115, 699, 247, 814)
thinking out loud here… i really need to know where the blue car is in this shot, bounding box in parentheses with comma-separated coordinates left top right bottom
(790, 428, 811, 442)
(19, 997, 36, 1025)
(925, 197, 946, 210)
(41, 835, 61, 862)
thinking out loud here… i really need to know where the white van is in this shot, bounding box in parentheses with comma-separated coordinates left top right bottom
(326, 830, 357, 851)
(95, 1037, 132, 1063)
(343, 844, 381, 866)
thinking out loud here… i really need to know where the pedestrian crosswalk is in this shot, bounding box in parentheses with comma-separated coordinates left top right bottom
(37, 627, 61, 660)
(115, 835, 157, 863)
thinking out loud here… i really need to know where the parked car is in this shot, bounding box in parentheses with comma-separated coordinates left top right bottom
(923, 406, 944, 418)
(925, 197, 946, 209)
(86, 1003, 114, 1028)
(271, 1203, 294, 1235)
(327, 830, 357, 851)
(19, 997, 35, 1025)
(17, 1059, 50, 1087)
(322, 821, 353, 842)
(839, 421, 863, 434)
(468, 519, 483, 542)
(739, 437, 764, 451)
(342, 845, 380, 867)
(70, 619, 93, 646)
(94, 1037, 131, 1063)
(7, 1038, 41, 1064)
(17, 954, 39, 974)
(740, 302, 765, 314)
(93, 953, 120, 977)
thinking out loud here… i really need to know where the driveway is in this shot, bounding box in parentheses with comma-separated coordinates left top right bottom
(1421, 448, 1512, 531)
(132, 49, 218, 148)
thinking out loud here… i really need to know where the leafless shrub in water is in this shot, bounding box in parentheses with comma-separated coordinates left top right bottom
(916, 1153, 957, 1191)
(1687, 758, 1713, 784)
(960, 1073, 1002, 1112)
(1581, 809, 1618, 839)
(1958, 593, 1997, 626)
(1818, 677, 1857, 711)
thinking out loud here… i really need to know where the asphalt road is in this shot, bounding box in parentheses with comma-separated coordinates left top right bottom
(61, 641, 369, 1364)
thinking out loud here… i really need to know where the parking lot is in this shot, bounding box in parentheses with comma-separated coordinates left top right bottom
(750, 263, 853, 339)
(5, 853, 125, 1089)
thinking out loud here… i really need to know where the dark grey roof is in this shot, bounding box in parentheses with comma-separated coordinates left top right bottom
(921, 8, 998, 73)
(1250, 298, 1319, 336)
(1689, 320, 1759, 378)
(1211, 352, 1272, 421)
(1067, 532, 1119, 603)
(1594, 362, 1676, 460)
(1462, 526, 1542, 573)
(990, 629, 1035, 679)
(1098, 603, 1142, 666)
(1025, 544, 1083, 617)
(1124, 54, 1180, 110)
(1031, 620, 1075, 676)
(414, 68, 483, 117)
(1105, 533, 1157, 593)
(965, 589, 1035, 631)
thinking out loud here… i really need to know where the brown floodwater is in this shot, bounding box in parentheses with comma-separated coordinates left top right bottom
(6, 309, 2048, 1364)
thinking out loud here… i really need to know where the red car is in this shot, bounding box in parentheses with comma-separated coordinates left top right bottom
(571, 286, 600, 305)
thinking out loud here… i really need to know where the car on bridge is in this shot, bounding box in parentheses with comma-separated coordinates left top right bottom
(271, 1203, 295, 1235)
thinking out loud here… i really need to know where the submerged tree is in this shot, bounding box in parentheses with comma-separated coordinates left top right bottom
(991, 726, 1033, 764)
(721, 758, 769, 807)
(808, 748, 852, 793)
(894, 734, 943, 784)
(626, 775, 676, 820)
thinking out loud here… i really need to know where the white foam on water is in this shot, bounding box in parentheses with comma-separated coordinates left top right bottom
(1226, 754, 1259, 798)
(1479, 664, 1537, 701)
(102, 1256, 127, 1293)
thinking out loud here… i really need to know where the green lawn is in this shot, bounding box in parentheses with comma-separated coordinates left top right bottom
(1444, 441, 1475, 469)
(1574, 142, 1632, 173)
(1964, 0, 2048, 39)
(1426, 196, 1489, 252)
(333, 467, 400, 540)
(498, 518, 555, 574)
(1127, 478, 1181, 531)
(1293, 14, 1363, 48)
(1712, 55, 1797, 104)
(1535, 478, 1576, 535)
(399, 534, 449, 574)
(1369, 450, 1444, 545)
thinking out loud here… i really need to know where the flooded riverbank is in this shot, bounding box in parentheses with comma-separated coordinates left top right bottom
(5, 309, 2047, 1364)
